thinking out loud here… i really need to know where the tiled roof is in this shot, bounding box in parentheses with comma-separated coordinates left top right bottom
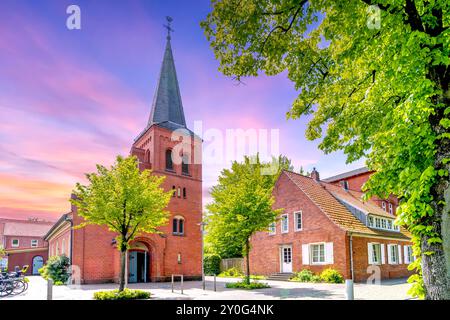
(283, 171, 410, 240)
(322, 167, 370, 182)
(3, 221, 53, 237)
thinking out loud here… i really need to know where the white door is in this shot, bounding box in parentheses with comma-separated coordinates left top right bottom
(281, 246, 292, 273)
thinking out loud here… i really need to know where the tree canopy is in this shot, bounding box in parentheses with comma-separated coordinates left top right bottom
(202, 0, 449, 299)
(206, 155, 283, 282)
(71, 155, 172, 291)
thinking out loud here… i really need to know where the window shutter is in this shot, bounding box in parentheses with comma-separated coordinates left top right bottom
(325, 242, 334, 264)
(302, 244, 310, 265)
(403, 246, 409, 264)
(387, 245, 393, 264)
(367, 243, 373, 264)
(381, 244, 386, 264)
(398, 245, 403, 264)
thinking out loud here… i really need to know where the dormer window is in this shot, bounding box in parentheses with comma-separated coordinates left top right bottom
(340, 180, 349, 190)
(165, 149, 173, 171)
(381, 201, 386, 211)
(368, 214, 399, 232)
(388, 203, 393, 214)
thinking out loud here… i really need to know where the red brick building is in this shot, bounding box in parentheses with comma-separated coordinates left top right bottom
(45, 33, 202, 284)
(0, 218, 53, 275)
(249, 169, 414, 282)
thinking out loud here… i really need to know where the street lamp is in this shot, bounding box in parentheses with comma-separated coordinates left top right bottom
(198, 220, 207, 290)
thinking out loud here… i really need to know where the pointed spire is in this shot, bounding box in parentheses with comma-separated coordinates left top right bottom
(148, 17, 186, 129)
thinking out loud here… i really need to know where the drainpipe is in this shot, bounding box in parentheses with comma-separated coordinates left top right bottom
(65, 216, 74, 264)
(349, 233, 354, 280)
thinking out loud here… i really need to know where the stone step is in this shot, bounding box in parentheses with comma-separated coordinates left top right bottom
(267, 273, 294, 281)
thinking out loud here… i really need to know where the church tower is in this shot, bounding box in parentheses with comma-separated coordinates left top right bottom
(130, 18, 202, 280)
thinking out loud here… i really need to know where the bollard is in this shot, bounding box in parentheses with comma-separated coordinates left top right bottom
(214, 275, 216, 292)
(171, 274, 174, 293)
(345, 279, 354, 300)
(181, 275, 184, 294)
(47, 279, 53, 300)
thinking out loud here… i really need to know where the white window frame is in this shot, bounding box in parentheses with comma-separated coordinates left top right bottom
(281, 214, 289, 234)
(370, 243, 382, 265)
(404, 245, 414, 264)
(268, 222, 276, 235)
(31, 239, 38, 248)
(368, 216, 374, 227)
(294, 211, 302, 232)
(388, 244, 399, 264)
(388, 203, 393, 214)
(375, 217, 381, 228)
(381, 219, 387, 229)
(310, 243, 326, 265)
(11, 239, 19, 248)
(381, 201, 386, 211)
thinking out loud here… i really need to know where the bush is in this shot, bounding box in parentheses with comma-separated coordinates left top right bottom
(290, 269, 319, 282)
(320, 268, 344, 284)
(225, 280, 270, 290)
(94, 289, 151, 300)
(39, 255, 70, 284)
(250, 275, 267, 280)
(204, 254, 221, 275)
(218, 267, 244, 278)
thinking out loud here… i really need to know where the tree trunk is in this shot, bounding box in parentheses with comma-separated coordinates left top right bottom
(424, 85, 450, 299)
(119, 248, 126, 292)
(245, 241, 250, 285)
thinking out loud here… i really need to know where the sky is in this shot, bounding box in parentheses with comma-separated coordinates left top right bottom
(0, 0, 364, 221)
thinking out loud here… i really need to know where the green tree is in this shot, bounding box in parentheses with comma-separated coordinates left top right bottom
(207, 155, 282, 284)
(71, 155, 172, 292)
(202, 0, 449, 299)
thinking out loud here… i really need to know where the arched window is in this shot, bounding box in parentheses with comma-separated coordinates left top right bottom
(182, 154, 189, 175)
(172, 185, 176, 197)
(173, 216, 185, 235)
(177, 187, 181, 198)
(145, 150, 151, 163)
(165, 149, 173, 170)
(183, 187, 186, 199)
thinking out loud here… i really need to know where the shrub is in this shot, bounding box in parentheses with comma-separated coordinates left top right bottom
(94, 289, 151, 300)
(250, 275, 267, 280)
(204, 254, 221, 275)
(320, 268, 344, 284)
(290, 269, 316, 282)
(225, 280, 270, 290)
(39, 255, 70, 284)
(218, 267, 244, 278)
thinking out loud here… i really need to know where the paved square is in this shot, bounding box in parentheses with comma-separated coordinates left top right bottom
(2, 276, 413, 300)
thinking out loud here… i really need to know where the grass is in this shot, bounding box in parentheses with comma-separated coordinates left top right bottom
(225, 280, 270, 290)
(93, 288, 151, 300)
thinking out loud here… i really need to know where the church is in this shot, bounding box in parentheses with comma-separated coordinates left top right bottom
(44, 28, 203, 283)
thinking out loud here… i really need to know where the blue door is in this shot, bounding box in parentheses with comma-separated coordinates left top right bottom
(32, 256, 44, 275)
(128, 251, 137, 283)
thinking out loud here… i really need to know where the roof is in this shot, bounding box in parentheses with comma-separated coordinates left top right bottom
(2, 221, 53, 237)
(322, 167, 370, 182)
(148, 38, 186, 128)
(44, 213, 71, 240)
(283, 171, 410, 240)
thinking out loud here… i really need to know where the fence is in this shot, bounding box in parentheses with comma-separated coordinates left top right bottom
(220, 258, 244, 273)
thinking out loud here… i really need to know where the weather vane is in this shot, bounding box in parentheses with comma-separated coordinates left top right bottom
(163, 16, 174, 40)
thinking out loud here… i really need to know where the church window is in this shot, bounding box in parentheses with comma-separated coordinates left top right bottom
(182, 154, 189, 175)
(172, 186, 176, 197)
(173, 216, 185, 235)
(165, 149, 173, 170)
(183, 187, 186, 199)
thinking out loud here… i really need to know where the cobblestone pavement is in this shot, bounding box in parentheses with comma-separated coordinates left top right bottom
(2, 276, 413, 300)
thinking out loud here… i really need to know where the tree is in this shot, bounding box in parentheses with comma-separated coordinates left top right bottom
(71, 155, 172, 292)
(206, 155, 282, 284)
(202, 0, 449, 299)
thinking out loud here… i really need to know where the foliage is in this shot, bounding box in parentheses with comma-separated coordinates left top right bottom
(0, 245, 5, 257)
(218, 267, 244, 278)
(39, 255, 70, 284)
(71, 155, 172, 291)
(206, 155, 284, 283)
(205, 155, 292, 259)
(93, 289, 151, 300)
(204, 254, 222, 275)
(202, 0, 450, 299)
(320, 268, 344, 284)
(290, 269, 320, 283)
(225, 280, 270, 290)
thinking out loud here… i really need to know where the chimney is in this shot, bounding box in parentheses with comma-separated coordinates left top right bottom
(310, 167, 320, 181)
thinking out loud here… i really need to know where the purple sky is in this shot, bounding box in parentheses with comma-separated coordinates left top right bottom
(0, 0, 364, 221)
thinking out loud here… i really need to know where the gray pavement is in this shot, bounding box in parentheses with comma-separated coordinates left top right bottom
(2, 275, 413, 300)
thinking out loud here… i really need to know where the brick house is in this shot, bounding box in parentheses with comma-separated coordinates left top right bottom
(44, 33, 202, 284)
(249, 169, 414, 282)
(0, 218, 53, 275)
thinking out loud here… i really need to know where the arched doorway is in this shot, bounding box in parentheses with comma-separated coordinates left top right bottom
(128, 241, 150, 283)
(32, 256, 44, 275)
